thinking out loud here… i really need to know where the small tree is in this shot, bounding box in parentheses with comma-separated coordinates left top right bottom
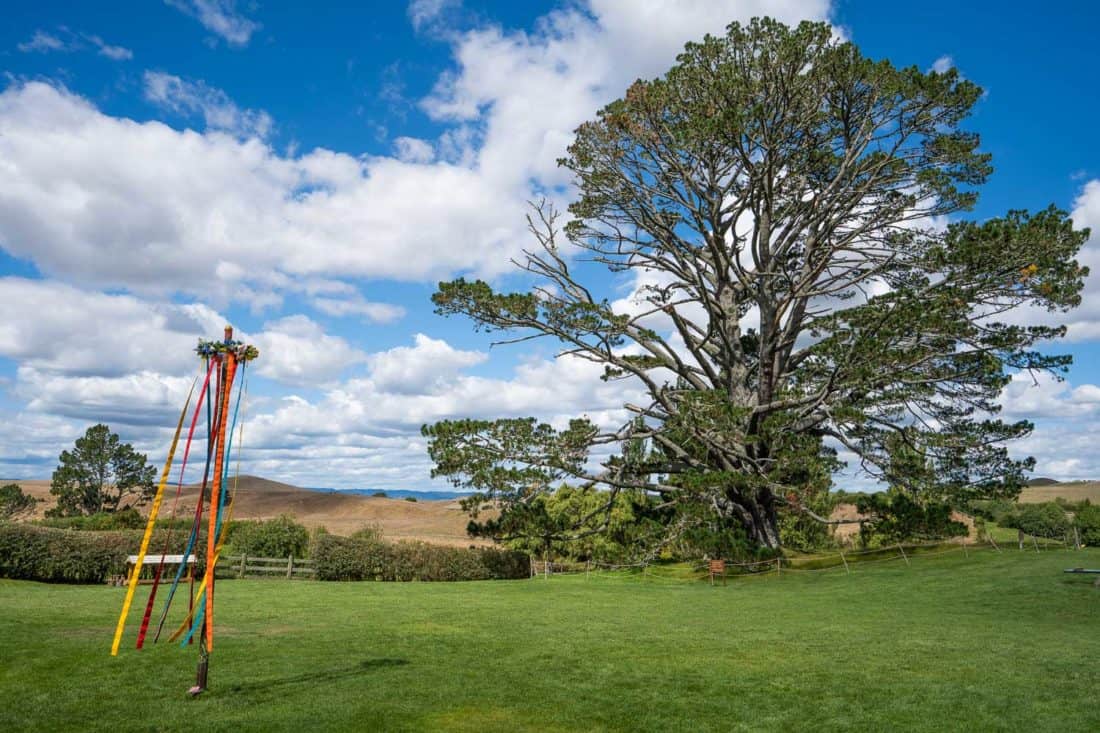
(0, 483, 38, 520)
(47, 424, 156, 517)
(1074, 503, 1100, 546)
(1001, 502, 1070, 540)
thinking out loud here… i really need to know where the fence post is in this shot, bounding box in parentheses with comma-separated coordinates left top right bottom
(897, 543, 909, 566)
(776, 557, 781, 577)
(239, 553, 246, 579)
(287, 554, 294, 579)
(1074, 526, 1082, 551)
(586, 560, 590, 580)
(963, 543, 969, 560)
(839, 549, 850, 575)
(1032, 535, 1040, 553)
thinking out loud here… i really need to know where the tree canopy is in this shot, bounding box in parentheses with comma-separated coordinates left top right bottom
(424, 18, 1088, 550)
(48, 424, 156, 517)
(0, 483, 37, 520)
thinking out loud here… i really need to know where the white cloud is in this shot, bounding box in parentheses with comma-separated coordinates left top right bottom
(144, 71, 272, 138)
(408, 0, 461, 33)
(999, 371, 1100, 420)
(18, 367, 195, 426)
(931, 54, 954, 73)
(311, 295, 407, 324)
(1, 4, 833, 307)
(17, 31, 66, 53)
(252, 315, 368, 386)
(0, 1, 856, 490)
(392, 136, 435, 163)
(0, 277, 221, 377)
(241, 338, 643, 487)
(367, 334, 486, 394)
(0, 82, 529, 300)
(166, 0, 261, 47)
(85, 34, 133, 60)
(1061, 180, 1100, 340)
(16, 29, 132, 60)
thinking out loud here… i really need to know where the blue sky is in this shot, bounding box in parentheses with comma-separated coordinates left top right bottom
(0, 0, 1098, 490)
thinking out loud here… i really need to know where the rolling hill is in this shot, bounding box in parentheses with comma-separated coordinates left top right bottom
(1, 475, 489, 547)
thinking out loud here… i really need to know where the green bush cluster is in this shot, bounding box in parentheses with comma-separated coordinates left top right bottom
(1075, 504, 1100, 545)
(311, 533, 527, 581)
(224, 514, 310, 558)
(1000, 502, 1070, 539)
(0, 523, 207, 583)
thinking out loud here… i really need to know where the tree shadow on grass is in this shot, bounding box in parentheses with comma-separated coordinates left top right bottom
(219, 658, 409, 700)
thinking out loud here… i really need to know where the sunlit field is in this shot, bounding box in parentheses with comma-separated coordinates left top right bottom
(2, 547, 1098, 732)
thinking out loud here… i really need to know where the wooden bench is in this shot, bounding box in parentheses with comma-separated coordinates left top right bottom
(111, 554, 196, 586)
(709, 559, 726, 586)
(1064, 568, 1100, 587)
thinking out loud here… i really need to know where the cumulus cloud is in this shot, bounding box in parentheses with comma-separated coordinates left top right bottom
(144, 72, 272, 138)
(242, 338, 644, 487)
(366, 334, 486, 394)
(1, 1, 869, 490)
(998, 371, 1100, 421)
(166, 0, 261, 47)
(0, 277, 222, 377)
(0, 82, 530, 302)
(930, 55, 954, 73)
(392, 136, 435, 163)
(252, 315, 368, 386)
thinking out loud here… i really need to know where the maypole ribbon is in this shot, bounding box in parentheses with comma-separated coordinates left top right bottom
(203, 343, 238, 652)
(215, 362, 247, 539)
(135, 358, 217, 649)
(175, 373, 248, 647)
(110, 378, 197, 657)
(154, 357, 223, 643)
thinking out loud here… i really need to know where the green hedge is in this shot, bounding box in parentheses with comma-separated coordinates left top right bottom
(224, 515, 310, 558)
(0, 523, 207, 584)
(311, 534, 528, 582)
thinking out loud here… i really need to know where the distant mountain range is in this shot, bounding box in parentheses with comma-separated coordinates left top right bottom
(305, 487, 474, 502)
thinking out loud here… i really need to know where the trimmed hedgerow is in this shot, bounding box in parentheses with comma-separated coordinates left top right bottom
(223, 514, 310, 558)
(311, 533, 527, 582)
(0, 523, 207, 584)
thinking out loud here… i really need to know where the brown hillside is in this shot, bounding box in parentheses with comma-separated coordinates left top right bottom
(827, 503, 977, 545)
(1018, 481, 1100, 504)
(0, 475, 489, 547)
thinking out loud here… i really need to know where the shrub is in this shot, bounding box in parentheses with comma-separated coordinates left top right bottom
(371, 491, 387, 498)
(1074, 503, 1100, 546)
(0, 483, 37, 519)
(404, 496, 418, 502)
(311, 534, 527, 582)
(1001, 502, 1070, 539)
(225, 514, 309, 558)
(35, 508, 147, 531)
(0, 523, 207, 583)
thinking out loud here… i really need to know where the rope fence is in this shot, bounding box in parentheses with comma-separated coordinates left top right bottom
(528, 533, 1080, 584)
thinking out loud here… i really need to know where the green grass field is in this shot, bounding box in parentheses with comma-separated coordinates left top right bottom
(2, 548, 1098, 732)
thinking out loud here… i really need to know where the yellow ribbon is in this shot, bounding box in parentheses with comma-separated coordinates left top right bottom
(110, 378, 196, 656)
(169, 386, 247, 645)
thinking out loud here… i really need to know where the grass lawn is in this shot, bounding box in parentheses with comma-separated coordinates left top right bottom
(2, 547, 1098, 732)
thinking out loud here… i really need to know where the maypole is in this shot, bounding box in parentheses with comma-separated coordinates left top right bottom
(110, 326, 258, 700)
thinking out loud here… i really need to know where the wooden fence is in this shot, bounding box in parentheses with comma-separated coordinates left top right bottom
(217, 554, 315, 579)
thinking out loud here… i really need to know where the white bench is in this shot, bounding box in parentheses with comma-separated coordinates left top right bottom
(112, 554, 197, 586)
